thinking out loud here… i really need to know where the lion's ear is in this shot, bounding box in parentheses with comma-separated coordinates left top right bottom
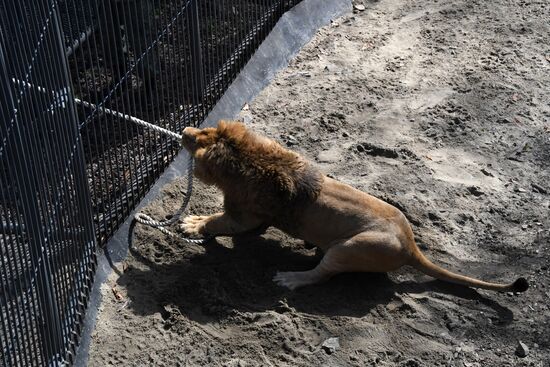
(217, 120, 247, 140)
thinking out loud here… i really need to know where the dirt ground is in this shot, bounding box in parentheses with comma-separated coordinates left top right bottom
(88, 0, 550, 365)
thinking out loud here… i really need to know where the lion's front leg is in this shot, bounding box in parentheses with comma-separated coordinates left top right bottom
(181, 212, 262, 236)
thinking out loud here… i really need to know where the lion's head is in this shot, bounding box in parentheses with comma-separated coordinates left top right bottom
(181, 121, 248, 185)
(181, 121, 322, 213)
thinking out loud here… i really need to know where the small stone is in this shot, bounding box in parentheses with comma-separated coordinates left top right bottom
(285, 134, 298, 146)
(446, 320, 458, 331)
(531, 183, 547, 194)
(317, 148, 341, 163)
(480, 168, 494, 177)
(321, 337, 340, 354)
(515, 341, 529, 358)
(467, 186, 484, 197)
(353, 4, 366, 12)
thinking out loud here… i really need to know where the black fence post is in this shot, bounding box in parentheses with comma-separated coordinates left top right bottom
(50, 4, 99, 363)
(188, 0, 205, 104)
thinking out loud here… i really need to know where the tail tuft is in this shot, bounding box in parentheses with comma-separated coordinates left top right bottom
(512, 277, 529, 292)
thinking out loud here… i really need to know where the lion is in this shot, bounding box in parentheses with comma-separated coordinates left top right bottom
(179, 120, 528, 292)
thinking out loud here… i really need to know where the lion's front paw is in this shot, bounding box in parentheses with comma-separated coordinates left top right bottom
(180, 215, 209, 236)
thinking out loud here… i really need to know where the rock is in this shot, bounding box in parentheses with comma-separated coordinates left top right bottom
(444, 312, 460, 331)
(321, 337, 340, 354)
(497, 117, 512, 124)
(515, 340, 529, 358)
(467, 186, 484, 197)
(480, 168, 494, 177)
(283, 134, 298, 146)
(355, 142, 399, 158)
(353, 4, 366, 12)
(445, 319, 459, 331)
(317, 148, 341, 163)
(274, 300, 295, 314)
(400, 359, 421, 367)
(531, 183, 547, 194)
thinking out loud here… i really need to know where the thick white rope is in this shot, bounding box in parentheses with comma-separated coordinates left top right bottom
(104, 105, 213, 245)
(75, 98, 184, 141)
(133, 155, 210, 245)
(10, 78, 205, 244)
(11, 78, 184, 141)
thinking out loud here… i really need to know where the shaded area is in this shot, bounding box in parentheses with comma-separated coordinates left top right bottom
(125, 232, 514, 323)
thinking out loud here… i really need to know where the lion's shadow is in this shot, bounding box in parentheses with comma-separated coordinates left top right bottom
(118, 231, 514, 325)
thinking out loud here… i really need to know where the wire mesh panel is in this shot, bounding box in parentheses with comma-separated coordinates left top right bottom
(67, 0, 203, 243)
(64, 0, 300, 245)
(0, 0, 97, 365)
(1, 0, 301, 365)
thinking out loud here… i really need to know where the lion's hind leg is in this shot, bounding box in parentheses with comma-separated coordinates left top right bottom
(273, 269, 328, 290)
(273, 231, 406, 290)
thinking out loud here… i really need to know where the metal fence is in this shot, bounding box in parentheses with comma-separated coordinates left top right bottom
(0, 0, 299, 365)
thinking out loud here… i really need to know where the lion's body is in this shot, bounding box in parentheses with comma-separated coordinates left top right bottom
(290, 177, 412, 272)
(180, 121, 528, 293)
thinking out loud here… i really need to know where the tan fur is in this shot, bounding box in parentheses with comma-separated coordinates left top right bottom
(180, 121, 528, 293)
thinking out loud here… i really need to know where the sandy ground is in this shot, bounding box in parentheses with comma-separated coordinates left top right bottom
(88, 0, 550, 365)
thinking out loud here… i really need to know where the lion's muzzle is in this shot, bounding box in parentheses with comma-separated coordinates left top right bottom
(181, 127, 200, 152)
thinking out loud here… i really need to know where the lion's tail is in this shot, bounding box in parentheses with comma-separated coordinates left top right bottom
(408, 249, 528, 292)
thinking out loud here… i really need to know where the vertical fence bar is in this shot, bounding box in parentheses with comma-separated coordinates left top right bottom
(1, 86, 64, 367)
(189, 0, 205, 104)
(50, 5, 98, 363)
